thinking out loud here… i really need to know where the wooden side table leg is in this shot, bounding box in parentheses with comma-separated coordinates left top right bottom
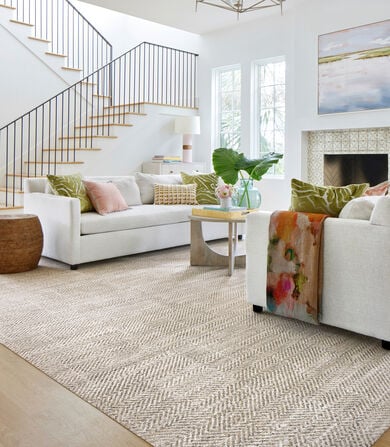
(228, 222, 233, 276)
(190, 220, 229, 267)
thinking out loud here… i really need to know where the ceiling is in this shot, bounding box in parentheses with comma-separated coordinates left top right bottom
(78, 0, 302, 35)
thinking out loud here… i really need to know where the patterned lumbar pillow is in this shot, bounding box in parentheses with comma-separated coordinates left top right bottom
(154, 183, 198, 205)
(47, 173, 93, 212)
(290, 178, 369, 217)
(180, 172, 219, 204)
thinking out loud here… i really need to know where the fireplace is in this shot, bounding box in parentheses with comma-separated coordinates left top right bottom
(305, 127, 390, 186)
(324, 154, 388, 186)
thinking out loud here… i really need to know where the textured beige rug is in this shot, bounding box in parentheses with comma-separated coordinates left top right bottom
(0, 245, 389, 447)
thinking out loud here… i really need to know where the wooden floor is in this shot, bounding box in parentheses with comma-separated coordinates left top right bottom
(0, 344, 151, 447)
(0, 343, 388, 447)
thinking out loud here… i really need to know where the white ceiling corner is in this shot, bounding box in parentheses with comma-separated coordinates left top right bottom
(78, 0, 303, 35)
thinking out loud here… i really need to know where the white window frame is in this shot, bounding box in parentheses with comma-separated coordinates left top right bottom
(251, 56, 286, 177)
(212, 64, 241, 152)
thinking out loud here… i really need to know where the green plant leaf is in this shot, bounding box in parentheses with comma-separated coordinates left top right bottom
(212, 148, 283, 184)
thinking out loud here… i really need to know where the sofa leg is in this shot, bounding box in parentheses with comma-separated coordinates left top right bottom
(253, 305, 263, 313)
(70, 264, 78, 270)
(382, 340, 390, 350)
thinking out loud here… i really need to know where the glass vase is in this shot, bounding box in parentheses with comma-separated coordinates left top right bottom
(234, 179, 261, 209)
(219, 197, 233, 209)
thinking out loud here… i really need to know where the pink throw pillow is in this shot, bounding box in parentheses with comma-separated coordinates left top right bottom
(364, 180, 390, 196)
(83, 180, 128, 215)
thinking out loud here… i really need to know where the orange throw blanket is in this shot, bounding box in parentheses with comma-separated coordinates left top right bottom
(267, 211, 328, 324)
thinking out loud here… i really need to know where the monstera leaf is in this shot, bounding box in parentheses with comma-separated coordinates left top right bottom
(212, 148, 283, 184)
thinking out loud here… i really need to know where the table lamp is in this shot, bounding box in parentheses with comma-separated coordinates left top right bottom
(174, 116, 200, 163)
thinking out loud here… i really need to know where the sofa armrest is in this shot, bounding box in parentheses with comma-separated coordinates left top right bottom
(24, 193, 81, 266)
(246, 211, 272, 307)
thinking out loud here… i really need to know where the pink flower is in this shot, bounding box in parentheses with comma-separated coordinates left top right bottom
(215, 184, 234, 199)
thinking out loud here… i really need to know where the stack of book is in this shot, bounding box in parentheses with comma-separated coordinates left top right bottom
(152, 155, 182, 163)
(192, 205, 251, 219)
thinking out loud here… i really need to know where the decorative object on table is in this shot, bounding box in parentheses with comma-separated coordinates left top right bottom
(212, 148, 283, 209)
(318, 19, 390, 114)
(174, 115, 200, 163)
(234, 178, 261, 209)
(215, 183, 235, 209)
(192, 205, 251, 219)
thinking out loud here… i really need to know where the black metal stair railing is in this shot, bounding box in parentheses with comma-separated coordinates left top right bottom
(0, 42, 198, 208)
(1, 0, 112, 76)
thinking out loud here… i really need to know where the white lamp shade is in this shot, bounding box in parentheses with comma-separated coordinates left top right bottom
(174, 116, 200, 135)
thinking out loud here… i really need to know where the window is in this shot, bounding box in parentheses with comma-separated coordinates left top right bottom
(253, 57, 286, 176)
(213, 65, 241, 150)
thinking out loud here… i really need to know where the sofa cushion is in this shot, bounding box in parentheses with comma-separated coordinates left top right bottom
(290, 178, 368, 217)
(181, 172, 219, 204)
(154, 183, 198, 205)
(83, 176, 142, 206)
(47, 173, 93, 212)
(339, 196, 381, 220)
(83, 180, 128, 215)
(370, 196, 390, 226)
(363, 180, 390, 196)
(135, 172, 182, 204)
(80, 205, 195, 235)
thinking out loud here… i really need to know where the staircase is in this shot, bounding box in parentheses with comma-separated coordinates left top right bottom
(0, 39, 199, 208)
(0, 0, 112, 79)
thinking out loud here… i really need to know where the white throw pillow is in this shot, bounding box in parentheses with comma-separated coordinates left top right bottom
(370, 196, 390, 226)
(135, 172, 182, 204)
(108, 178, 142, 206)
(339, 196, 381, 220)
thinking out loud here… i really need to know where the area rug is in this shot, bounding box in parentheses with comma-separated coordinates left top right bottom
(0, 245, 389, 446)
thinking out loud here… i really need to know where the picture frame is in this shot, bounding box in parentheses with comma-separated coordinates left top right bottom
(318, 20, 390, 115)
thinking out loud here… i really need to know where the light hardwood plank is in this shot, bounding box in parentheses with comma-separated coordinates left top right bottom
(0, 344, 151, 447)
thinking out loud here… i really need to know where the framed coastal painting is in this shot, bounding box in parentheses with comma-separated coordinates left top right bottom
(318, 20, 390, 114)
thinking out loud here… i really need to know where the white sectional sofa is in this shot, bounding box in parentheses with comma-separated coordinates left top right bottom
(24, 175, 232, 269)
(246, 207, 390, 348)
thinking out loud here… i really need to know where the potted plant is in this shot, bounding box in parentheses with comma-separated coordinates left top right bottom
(212, 148, 283, 209)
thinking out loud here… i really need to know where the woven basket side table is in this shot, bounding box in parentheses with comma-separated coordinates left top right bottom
(0, 214, 43, 273)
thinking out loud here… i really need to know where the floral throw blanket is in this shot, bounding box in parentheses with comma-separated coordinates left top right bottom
(266, 211, 329, 325)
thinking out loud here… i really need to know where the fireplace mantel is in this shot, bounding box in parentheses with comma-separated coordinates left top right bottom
(304, 127, 390, 185)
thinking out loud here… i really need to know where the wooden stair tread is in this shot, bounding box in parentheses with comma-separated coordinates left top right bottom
(24, 161, 84, 165)
(62, 66, 82, 72)
(0, 205, 23, 210)
(42, 147, 102, 152)
(9, 19, 34, 26)
(104, 102, 198, 111)
(45, 51, 67, 58)
(6, 174, 46, 178)
(0, 187, 23, 194)
(74, 124, 133, 129)
(28, 36, 51, 43)
(93, 94, 112, 99)
(90, 112, 147, 119)
(59, 135, 118, 140)
(81, 81, 97, 86)
(0, 4, 16, 10)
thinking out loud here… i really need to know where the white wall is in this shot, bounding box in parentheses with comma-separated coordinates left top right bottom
(0, 24, 69, 127)
(72, 0, 201, 57)
(197, 0, 390, 211)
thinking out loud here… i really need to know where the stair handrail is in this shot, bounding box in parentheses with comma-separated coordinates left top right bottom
(2, 0, 112, 76)
(0, 42, 199, 207)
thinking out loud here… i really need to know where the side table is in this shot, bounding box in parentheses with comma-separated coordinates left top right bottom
(0, 214, 43, 273)
(190, 215, 246, 276)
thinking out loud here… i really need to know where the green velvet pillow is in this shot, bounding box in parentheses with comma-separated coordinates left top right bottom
(47, 173, 93, 213)
(181, 172, 219, 204)
(290, 178, 369, 217)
